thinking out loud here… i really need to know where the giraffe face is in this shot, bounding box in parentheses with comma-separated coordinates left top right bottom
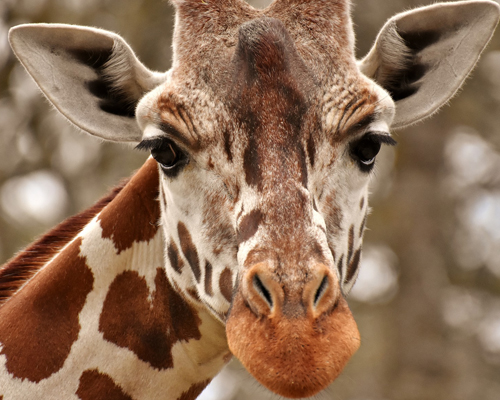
(136, 16, 395, 398)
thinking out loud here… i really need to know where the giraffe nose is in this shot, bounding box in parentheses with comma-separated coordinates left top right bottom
(242, 263, 339, 318)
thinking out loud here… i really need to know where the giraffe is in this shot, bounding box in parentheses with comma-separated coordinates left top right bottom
(1, 0, 499, 399)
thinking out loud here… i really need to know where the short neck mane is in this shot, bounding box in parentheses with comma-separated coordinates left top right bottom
(0, 178, 128, 306)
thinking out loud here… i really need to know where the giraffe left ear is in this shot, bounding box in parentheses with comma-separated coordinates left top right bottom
(359, 0, 500, 129)
(9, 24, 167, 142)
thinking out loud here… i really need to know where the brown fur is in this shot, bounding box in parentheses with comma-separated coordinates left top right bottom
(99, 268, 202, 370)
(171, 0, 356, 89)
(219, 268, 233, 303)
(77, 369, 133, 400)
(167, 240, 185, 274)
(177, 221, 201, 282)
(0, 181, 127, 306)
(98, 158, 160, 253)
(204, 261, 213, 296)
(346, 248, 361, 284)
(0, 237, 94, 382)
(237, 209, 263, 244)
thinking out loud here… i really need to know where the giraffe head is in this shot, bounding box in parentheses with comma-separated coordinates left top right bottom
(8, 0, 499, 397)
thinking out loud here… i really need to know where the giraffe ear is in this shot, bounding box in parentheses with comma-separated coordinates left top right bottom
(359, 0, 500, 129)
(8, 24, 167, 142)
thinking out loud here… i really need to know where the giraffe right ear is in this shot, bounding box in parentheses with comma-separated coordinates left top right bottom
(8, 24, 167, 142)
(359, 0, 500, 130)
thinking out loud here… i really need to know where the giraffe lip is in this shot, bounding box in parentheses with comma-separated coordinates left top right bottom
(226, 291, 360, 398)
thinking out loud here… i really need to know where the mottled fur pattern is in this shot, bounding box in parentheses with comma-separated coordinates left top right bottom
(0, 160, 229, 400)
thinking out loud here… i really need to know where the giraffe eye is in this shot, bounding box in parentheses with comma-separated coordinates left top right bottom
(350, 133, 395, 172)
(151, 140, 189, 176)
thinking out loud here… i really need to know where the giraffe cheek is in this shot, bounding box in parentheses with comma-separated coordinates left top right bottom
(226, 292, 360, 398)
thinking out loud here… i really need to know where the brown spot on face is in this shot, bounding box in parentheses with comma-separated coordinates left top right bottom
(167, 240, 184, 274)
(204, 261, 213, 296)
(0, 238, 94, 382)
(77, 369, 132, 400)
(243, 134, 261, 188)
(359, 197, 365, 210)
(237, 209, 263, 244)
(219, 268, 233, 302)
(99, 268, 201, 370)
(99, 159, 160, 254)
(177, 222, 201, 282)
(207, 156, 215, 169)
(347, 225, 355, 264)
(223, 128, 233, 162)
(177, 379, 211, 400)
(345, 249, 361, 284)
(337, 254, 344, 276)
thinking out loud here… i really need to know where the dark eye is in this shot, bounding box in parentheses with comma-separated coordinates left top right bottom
(350, 134, 383, 172)
(151, 141, 188, 177)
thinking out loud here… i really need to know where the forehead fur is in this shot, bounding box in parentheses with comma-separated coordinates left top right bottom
(170, 0, 357, 87)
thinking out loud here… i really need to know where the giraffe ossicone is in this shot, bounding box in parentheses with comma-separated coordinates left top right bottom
(2, 1, 499, 399)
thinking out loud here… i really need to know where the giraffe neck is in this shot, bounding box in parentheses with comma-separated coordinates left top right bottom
(0, 159, 229, 400)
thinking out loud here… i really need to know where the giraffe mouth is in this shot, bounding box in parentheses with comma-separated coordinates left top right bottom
(225, 282, 360, 398)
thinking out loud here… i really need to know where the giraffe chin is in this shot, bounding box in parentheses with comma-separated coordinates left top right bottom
(226, 293, 360, 399)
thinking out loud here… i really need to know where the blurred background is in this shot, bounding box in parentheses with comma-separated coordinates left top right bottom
(1, 0, 500, 399)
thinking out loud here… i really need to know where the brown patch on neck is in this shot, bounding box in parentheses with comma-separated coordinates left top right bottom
(99, 267, 201, 370)
(77, 369, 132, 400)
(0, 237, 94, 382)
(0, 180, 126, 306)
(99, 158, 160, 254)
(177, 222, 201, 282)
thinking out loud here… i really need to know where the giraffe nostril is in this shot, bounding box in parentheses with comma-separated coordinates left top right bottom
(253, 274, 273, 309)
(313, 275, 329, 307)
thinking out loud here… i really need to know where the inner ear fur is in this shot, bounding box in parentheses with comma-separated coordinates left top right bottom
(359, 0, 500, 129)
(8, 24, 167, 142)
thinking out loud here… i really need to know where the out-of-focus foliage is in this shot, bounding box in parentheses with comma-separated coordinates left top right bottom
(1, 1, 500, 399)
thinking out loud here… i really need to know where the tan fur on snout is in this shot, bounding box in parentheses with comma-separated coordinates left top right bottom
(226, 270, 360, 399)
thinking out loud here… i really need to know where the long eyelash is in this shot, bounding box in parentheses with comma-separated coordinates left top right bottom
(369, 131, 398, 146)
(135, 138, 166, 151)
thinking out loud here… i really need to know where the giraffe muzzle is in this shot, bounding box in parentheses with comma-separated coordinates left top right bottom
(241, 263, 340, 319)
(226, 262, 360, 398)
